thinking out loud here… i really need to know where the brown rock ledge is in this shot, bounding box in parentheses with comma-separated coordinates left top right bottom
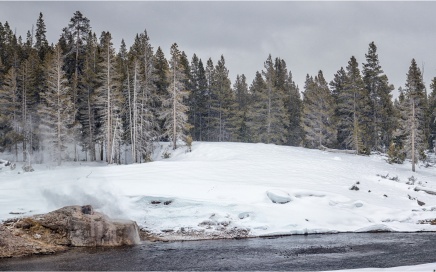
(0, 205, 140, 258)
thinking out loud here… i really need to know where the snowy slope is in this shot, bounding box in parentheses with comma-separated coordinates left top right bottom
(1, 142, 436, 238)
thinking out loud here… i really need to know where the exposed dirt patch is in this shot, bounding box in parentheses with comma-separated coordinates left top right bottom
(0, 222, 67, 258)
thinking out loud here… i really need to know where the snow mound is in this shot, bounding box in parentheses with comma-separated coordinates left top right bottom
(1, 141, 436, 238)
(355, 224, 394, 233)
(266, 189, 292, 204)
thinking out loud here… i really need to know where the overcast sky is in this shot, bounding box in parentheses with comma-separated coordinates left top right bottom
(1, 1, 436, 97)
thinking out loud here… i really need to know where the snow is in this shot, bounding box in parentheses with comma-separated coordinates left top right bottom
(328, 262, 436, 271)
(1, 141, 436, 238)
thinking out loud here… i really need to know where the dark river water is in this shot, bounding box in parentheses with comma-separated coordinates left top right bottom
(1, 232, 436, 271)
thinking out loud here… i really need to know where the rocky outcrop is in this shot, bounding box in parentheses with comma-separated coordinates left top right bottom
(0, 205, 140, 258)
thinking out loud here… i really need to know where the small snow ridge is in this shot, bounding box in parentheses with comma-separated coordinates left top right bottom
(355, 224, 393, 233)
(238, 212, 250, 219)
(333, 157, 342, 161)
(266, 189, 292, 204)
(294, 191, 326, 198)
(354, 201, 364, 208)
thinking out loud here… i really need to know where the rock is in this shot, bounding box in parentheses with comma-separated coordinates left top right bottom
(417, 199, 425, 206)
(1, 205, 140, 258)
(35, 205, 140, 247)
(350, 184, 359, 191)
(266, 189, 292, 204)
(22, 165, 34, 172)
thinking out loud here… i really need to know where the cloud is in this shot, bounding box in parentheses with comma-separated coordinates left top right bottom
(1, 1, 436, 93)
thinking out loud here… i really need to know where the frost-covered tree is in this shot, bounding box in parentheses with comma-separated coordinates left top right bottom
(302, 71, 336, 149)
(0, 66, 21, 158)
(96, 31, 122, 164)
(160, 43, 190, 149)
(38, 44, 75, 165)
(62, 11, 91, 160)
(395, 59, 428, 172)
(77, 31, 99, 161)
(428, 77, 436, 152)
(128, 30, 158, 162)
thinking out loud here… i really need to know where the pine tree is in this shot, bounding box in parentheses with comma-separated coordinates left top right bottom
(17, 49, 42, 162)
(284, 71, 303, 146)
(160, 43, 190, 149)
(362, 42, 395, 152)
(78, 31, 99, 161)
(204, 58, 215, 141)
(38, 44, 75, 165)
(153, 46, 169, 139)
(34, 12, 50, 60)
(188, 54, 208, 141)
(395, 59, 428, 171)
(428, 77, 436, 152)
(95, 31, 121, 164)
(302, 71, 336, 148)
(129, 30, 158, 162)
(65, 11, 91, 160)
(229, 74, 250, 142)
(256, 55, 288, 144)
(0, 66, 21, 159)
(333, 56, 368, 153)
(209, 55, 234, 142)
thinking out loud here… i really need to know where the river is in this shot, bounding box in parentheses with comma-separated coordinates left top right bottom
(1, 233, 436, 271)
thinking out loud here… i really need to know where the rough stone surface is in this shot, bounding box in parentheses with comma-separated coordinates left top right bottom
(0, 205, 140, 258)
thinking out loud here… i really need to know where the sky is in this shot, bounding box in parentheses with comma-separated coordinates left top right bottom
(1, 1, 436, 97)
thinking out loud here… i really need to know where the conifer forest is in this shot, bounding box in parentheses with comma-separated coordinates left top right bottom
(0, 11, 435, 171)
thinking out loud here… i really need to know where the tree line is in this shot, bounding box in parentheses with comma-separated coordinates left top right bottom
(0, 11, 435, 171)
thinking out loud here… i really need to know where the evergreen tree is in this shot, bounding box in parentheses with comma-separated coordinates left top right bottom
(129, 30, 158, 162)
(428, 77, 436, 152)
(204, 58, 214, 141)
(257, 54, 288, 144)
(284, 71, 303, 146)
(17, 49, 42, 162)
(34, 12, 49, 60)
(247, 71, 266, 143)
(65, 11, 91, 160)
(153, 46, 169, 139)
(188, 54, 208, 141)
(38, 44, 75, 165)
(362, 42, 395, 152)
(160, 43, 190, 149)
(302, 71, 336, 148)
(209, 55, 233, 142)
(395, 59, 428, 171)
(333, 56, 368, 153)
(0, 66, 21, 159)
(229, 74, 250, 142)
(153, 46, 169, 107)
(95, 31, 122, 164)
(78, 31, 99, 161)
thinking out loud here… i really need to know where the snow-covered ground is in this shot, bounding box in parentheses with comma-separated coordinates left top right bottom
(329, 262, 436, 271)
(1, 142, 436, 238)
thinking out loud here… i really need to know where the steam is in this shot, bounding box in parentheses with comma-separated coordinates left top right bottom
(40, 180, 129, 219)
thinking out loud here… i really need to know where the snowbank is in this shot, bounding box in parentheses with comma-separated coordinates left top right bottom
(1, 142, 436, 239)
